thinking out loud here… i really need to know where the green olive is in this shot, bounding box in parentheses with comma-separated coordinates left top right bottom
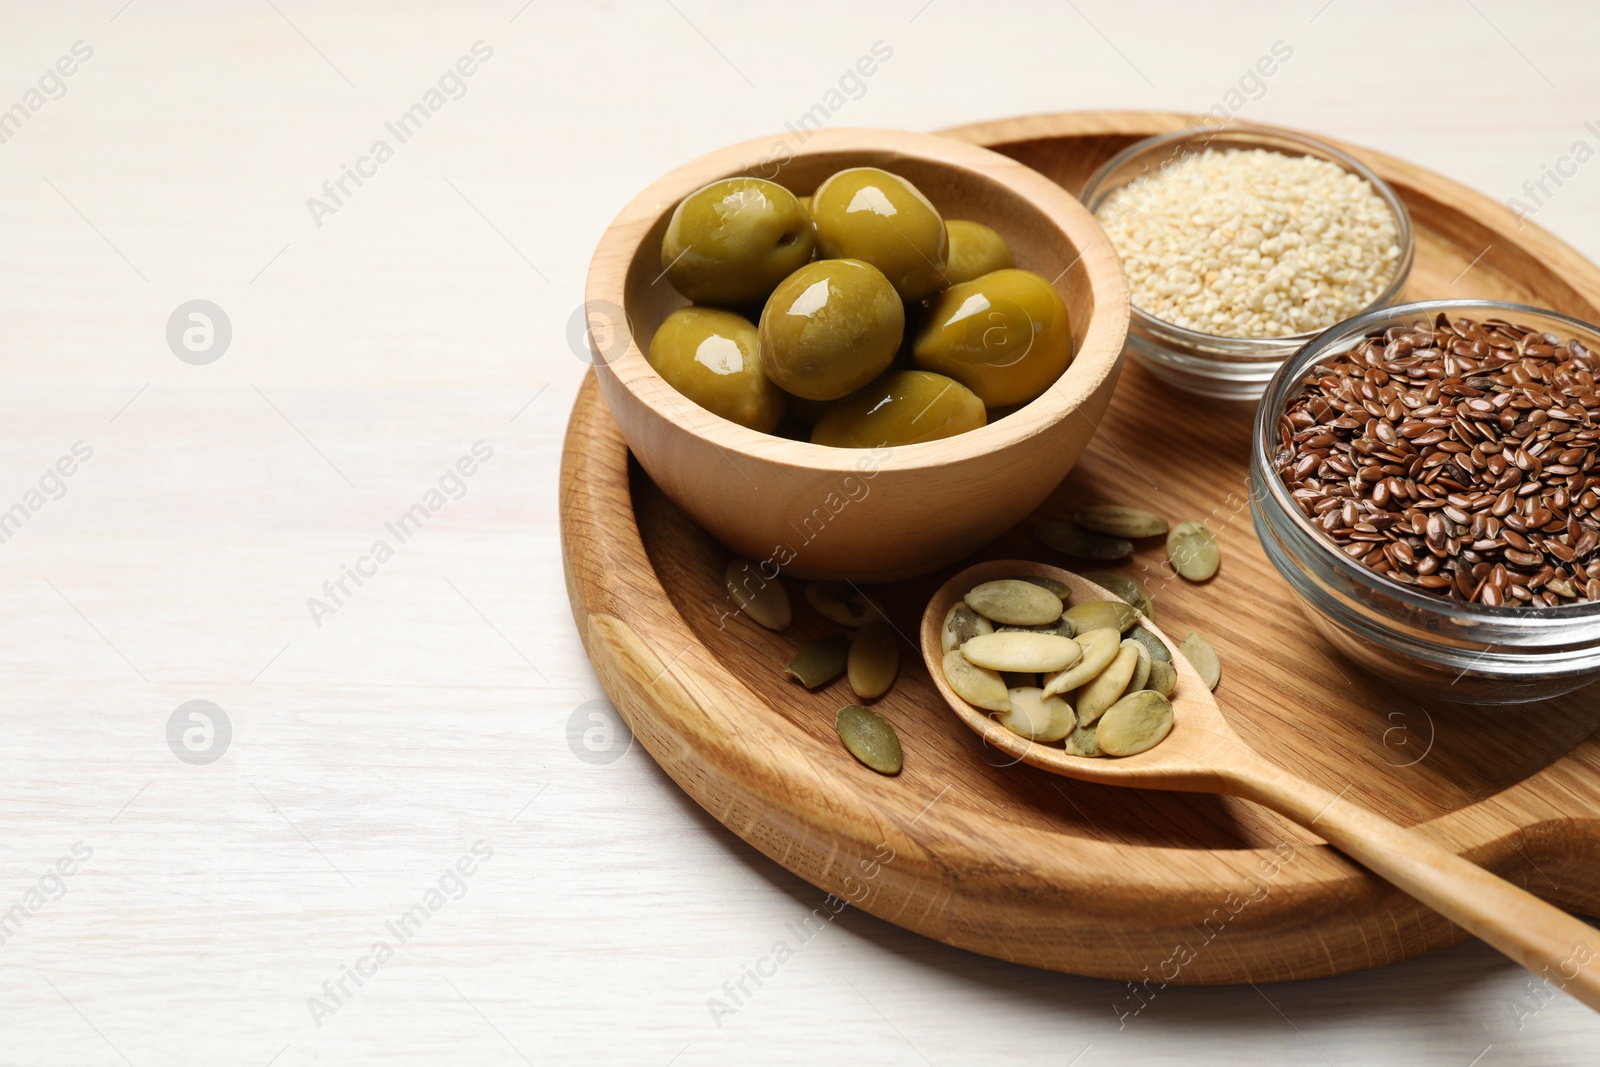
(661, 177, 815, 306)
(811, 168, 948, 301)
(649, 307, 785, 432)
(758, 259, 903, 401)
(811, 370, 986, 448)
(941, 220, 1013, 286)
(912, 268, 1072, 407)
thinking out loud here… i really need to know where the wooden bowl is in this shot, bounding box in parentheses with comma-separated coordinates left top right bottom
(584, 127, 1129, 582)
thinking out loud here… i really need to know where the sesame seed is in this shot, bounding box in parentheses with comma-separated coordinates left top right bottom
(1096, 148, 1401, 339)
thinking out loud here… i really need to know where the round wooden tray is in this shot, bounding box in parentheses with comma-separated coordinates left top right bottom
(561, 111, 1600, 983)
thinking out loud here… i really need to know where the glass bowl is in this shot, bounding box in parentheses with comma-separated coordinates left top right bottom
(1250, 299, 1600, 705)
(1082, 124, 1415, 401)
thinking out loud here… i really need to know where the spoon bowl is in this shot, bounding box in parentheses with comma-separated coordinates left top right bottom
(921, 558, 1243, 792)
(923, 558, 1600, 1011)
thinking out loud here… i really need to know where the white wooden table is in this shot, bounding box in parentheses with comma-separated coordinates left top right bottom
(3, 1, 1598, 1063)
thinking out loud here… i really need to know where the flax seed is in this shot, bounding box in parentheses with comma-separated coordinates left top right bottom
(1276, 315, 1600, 605)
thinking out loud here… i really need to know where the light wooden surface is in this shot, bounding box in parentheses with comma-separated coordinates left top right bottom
(7, 1, 1600, 1064)
(587, 126, 1129, 579)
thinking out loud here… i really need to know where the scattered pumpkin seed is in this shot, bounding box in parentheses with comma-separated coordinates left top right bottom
(1077, 505, 1168, 539)
(1127, 625, 1173, 663)
(805, 581, 880, 627)
(1063, 723, 1103, 757)
(942, 648, 1010, 711)
(941, 603, 994, 652)
(1041, 627, 1120, 696)
(998, 686, 1076, 742)
(835, 704, 903, 774)
(1125, 637, 1152, 693)
(1074, 641, 1140, 726)
(1167, 521, 1220, 582)
(1079, 571, 1154, 618)
(964, 579, 1063, 626)
(1064, 599, 1139, 635)
(1035, 521, 1134, 561)
(725, 560, 791, 630)
(1179, 630, 1221, 690)
(783, 634, 851, 689)
(847, 621, 898, 700)
(1016, 575, 1072, 601)
(1146, 658, 1178, 698)
(1096, 690, 1174, 756)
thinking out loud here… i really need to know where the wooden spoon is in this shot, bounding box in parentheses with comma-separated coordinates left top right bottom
(922, 559, 1600, 1009)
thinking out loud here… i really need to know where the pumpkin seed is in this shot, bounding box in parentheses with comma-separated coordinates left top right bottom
(941, 603, 994, 652)
(961, 631, 1082, 673)
(805, 581, 880, 627)
(1063, 723, 1103, 757)
(1064, 599, 1139, 635)
(783, 634, 850, 688)
(1074, 641, 1140, 726)
(998, 686, 1076, 742)
(1036, 521, 1134, 561)
(1041, 627, 1120, 696)
(1167, 521, 1220, 582)
(1179, 630, 1221, 690)
(964, 579, 1063, 626)
(997, 617, 1076, 639)
(836, 704, 903, 775)
(942, 648, 1010, 711)
(847, 621, 898, 700)
(725, 560, 791, 630)
(1079, 571, 1153, 618)
(1127, 625, 1172, 663)
(1146, 658, 1178, 697)
(1077, 505, 1168, 539)
(1125, 637, 1152, 693)
(1096, 690, 1174, 756)
(1016, 575, 1072, 601)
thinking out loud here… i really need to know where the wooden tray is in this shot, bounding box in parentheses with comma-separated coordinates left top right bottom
(561, 111, 1600, 983)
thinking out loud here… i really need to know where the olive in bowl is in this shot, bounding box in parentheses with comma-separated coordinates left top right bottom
(811, 370, 985, 448)
(585, 128, 1129, 580)
(758, 259, 903, 401)
(648, 307, 786, 432)
(941, 220, 1014, 285)
(912, 268, 1074, 407)
(660, 177, 815, 306)
(811, 167, 949, 302)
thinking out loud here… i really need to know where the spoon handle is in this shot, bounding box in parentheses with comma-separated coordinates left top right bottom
(1229, 756, 1600, 1011)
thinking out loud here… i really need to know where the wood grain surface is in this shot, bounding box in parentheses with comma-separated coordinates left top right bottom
(563, 112, 1600, 984)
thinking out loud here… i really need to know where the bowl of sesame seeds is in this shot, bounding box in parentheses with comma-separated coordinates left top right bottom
(1083, 124, 1412, 401)
(1251, 299, 1600, 704)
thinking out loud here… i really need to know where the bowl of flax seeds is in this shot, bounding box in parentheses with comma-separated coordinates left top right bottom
(1250, 299, 1600, 704)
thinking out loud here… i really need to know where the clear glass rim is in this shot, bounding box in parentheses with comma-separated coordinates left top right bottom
(1081, 122, 1416, 359)
(1251, 297, 1600, 629)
